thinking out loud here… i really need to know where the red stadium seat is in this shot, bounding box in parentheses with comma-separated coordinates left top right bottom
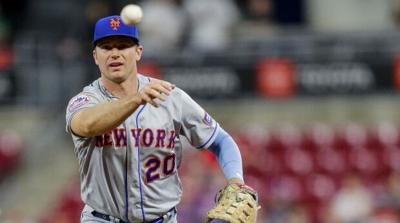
(305, 174, 338, 203)
(266, 174, 304, 203)
(315, 147, 348, 177)
(339, 123, 368, 150)
(0, 132, 23, 179)
(376, 122, 400, 147)
(276, 124, 304, 148)
(258, 149, 284, 177)
(367, 127, 384, 151)
(303, 123, 336, 151)
(348, 147, 380, 177)
(382, 146, 400, 172)
(283, 147, 314, 176)
(41, 180, 83, 223)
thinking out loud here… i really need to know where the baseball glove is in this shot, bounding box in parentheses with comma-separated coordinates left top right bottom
(207, 183, 260, 223)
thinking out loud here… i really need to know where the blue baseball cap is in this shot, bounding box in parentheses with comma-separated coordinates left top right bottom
(93, 15, 140, 45)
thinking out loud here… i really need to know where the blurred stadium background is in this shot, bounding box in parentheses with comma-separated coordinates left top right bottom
(1, 0, 400, 222)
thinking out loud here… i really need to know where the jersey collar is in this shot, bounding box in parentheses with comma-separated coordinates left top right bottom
(96, 74, 149, 99)
(97, 78, 117, 99)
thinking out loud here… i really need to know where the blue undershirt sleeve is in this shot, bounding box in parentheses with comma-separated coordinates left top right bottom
(208, 128, 244, 181)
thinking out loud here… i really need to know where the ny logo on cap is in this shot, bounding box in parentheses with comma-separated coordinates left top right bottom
(110, 18, 121, 31)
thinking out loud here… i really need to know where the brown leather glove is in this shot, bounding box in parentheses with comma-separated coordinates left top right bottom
(207, 183, 260, 223)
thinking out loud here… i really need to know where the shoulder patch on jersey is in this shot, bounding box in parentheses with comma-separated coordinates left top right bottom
(203, 112, 213, 126)
(68, 94, 91, 112)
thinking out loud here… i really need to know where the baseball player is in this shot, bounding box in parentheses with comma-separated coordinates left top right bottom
(66, 15, 258, 223)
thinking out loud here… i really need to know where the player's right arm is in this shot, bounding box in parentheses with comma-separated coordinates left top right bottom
(70, 80, 174, 137)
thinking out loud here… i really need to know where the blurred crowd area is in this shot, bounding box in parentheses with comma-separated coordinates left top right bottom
(0, 0, 400, 106)
(1, 0, 400, 223)
(0, 0, 304, 53)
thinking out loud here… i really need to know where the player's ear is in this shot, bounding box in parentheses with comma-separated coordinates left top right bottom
(135, 45, 143, 61)
(93, 48, 99, 65)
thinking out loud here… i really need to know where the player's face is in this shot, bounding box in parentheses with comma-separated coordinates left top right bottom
(93, 36, 143, 83)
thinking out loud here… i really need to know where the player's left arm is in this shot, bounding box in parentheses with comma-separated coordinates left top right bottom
(207, 128, 261, 223)
(208, 128, 244, 184)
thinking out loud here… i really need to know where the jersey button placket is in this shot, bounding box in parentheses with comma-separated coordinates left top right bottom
(130, 105, 147, 221)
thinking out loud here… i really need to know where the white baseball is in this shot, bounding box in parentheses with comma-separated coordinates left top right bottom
(121, 4, 143, 25)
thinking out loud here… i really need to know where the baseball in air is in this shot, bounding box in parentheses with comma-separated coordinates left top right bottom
(120, 4, 143, 25)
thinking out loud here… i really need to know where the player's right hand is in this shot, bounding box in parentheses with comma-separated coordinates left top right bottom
(138, 80, 175, 107)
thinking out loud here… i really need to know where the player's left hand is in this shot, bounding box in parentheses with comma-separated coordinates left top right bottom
(207, 183, 260, 223)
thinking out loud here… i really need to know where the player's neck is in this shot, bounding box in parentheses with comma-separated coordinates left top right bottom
(101, 74, 138, 98)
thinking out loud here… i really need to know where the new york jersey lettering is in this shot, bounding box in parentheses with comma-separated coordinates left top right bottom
(95, 128, 176, 149)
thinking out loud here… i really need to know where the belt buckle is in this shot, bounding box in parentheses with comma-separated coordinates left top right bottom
(109, 215, 118, 223)
(91, 210, 125, 223)
(111, 216, 126, 223)
(158, 207, 176, 222)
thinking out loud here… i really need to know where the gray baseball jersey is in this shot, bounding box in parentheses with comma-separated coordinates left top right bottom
(66, 74, 220, 222)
